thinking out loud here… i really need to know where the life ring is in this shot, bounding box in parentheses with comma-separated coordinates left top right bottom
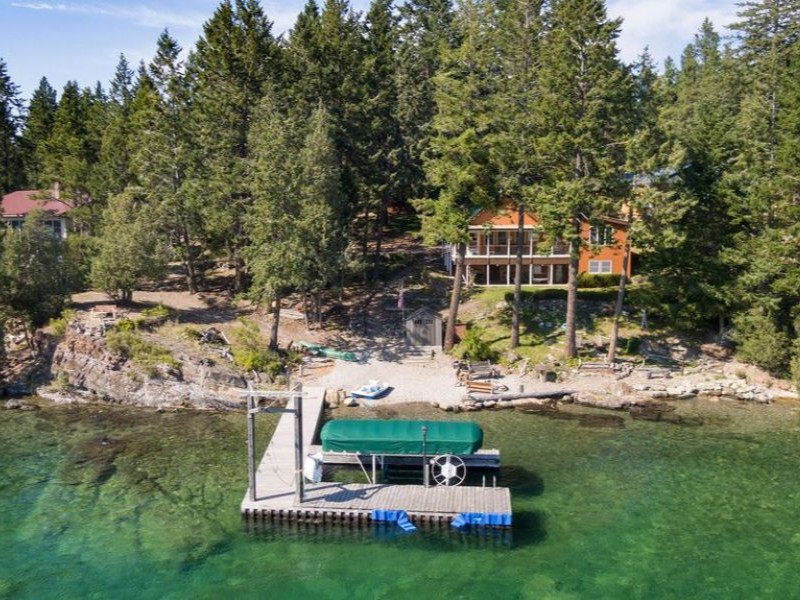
(430, 454, 467, 486)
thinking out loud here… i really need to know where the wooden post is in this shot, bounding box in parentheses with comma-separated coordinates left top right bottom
(247, 393, 257, 502)
(422, 426, 429, 488)
(294, 389, 305, 504)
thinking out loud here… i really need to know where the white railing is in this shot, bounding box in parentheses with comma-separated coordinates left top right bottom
(465, 243, 569, 257)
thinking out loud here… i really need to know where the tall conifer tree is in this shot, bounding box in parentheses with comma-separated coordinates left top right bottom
(21, 77, 57, 188)
(395, 0, 455, 201)
(535, 0, 632, 357)
(0, 59, 23, 194)
(190, 0, 281, 292)
(418, 0, 498, 351)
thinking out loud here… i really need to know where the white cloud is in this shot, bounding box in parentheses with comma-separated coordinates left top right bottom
(608, 0, 740, 66)
(10, 2, 207, 29)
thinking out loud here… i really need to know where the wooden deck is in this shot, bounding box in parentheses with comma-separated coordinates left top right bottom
(241, 385, 512, 528)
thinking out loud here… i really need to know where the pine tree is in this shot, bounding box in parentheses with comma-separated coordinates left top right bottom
(40, 80, 101, 230)
(723, 1, 800, 373)
(286, 0, 368, 272)
(0, 58, 24, 194)
(90, 188, 168, 302)
(246, 100, 345, 347)
(650, 21, 742, 328)
(130, 32, 202, 293)
(491, 0, 545, 349)
(0, 210, 70, 331)
(535, 0, 632, 357)
(96, 55, 135, 201)
(362, 0, 403, 278)
(395, 0, 455, 201)
(189, 0, 282, 292)
(608, 49, 672, 362)
(418, 0, 499, 352)
(21, 77, 57, 188)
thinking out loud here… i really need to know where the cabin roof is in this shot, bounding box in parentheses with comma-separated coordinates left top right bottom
(1, 190, 72, 218)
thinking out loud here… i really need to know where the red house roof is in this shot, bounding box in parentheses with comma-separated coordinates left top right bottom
(1, 190, 72, 218)
(470, 206, 540, 227)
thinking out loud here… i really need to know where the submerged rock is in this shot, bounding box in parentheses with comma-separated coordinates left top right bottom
(578, 414, 625, 428)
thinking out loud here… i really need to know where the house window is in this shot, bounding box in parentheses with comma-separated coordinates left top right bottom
(590, 226, 614, 245)
(588, 260, 612, 274)
(44, 220, 62, 237)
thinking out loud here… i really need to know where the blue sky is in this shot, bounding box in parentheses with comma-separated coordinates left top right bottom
(1, 0, 740, 100)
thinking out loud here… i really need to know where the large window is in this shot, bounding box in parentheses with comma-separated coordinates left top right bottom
(588, 260, 612, 274)
(590, 226, 614, 245)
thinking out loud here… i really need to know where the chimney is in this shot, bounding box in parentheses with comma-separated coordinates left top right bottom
(52, 182, 60, 200)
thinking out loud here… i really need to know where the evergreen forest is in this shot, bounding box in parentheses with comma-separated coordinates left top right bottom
(1, 0, 800, 384)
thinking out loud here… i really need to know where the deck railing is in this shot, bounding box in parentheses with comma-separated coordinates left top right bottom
(465, 243, 569, 257)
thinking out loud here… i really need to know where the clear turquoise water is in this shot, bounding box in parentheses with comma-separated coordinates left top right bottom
(2, 399, 800, 599)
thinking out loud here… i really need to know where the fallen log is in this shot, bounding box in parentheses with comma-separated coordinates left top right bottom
(467, 389, 577, 402)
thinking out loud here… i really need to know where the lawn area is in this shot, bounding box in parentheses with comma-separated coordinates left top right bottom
(456, 285, 648, 365)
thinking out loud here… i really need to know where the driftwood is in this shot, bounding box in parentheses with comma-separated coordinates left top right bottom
(468, 389, 577, 402)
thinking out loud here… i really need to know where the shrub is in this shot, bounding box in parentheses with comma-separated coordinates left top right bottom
(230, 319, 281, 374)
(51, 309, 77, 338)
(732, 310, 790, 374)
(503, 288, 619, 304)
(791, 339, 800, 391)
(114, 318, 137, 332)
(106, 329, 181, 373)
(141, 304, 172, 320)
(182, 326, 202, 341)
(578, 273, 620, 288)
(622, 336, 641, 355)
(453, 326, 499, 362)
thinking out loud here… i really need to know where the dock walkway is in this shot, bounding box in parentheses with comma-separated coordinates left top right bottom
(241, 386, 512, 528)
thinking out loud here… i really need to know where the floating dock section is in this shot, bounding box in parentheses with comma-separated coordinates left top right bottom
(240, 386, 512, 529)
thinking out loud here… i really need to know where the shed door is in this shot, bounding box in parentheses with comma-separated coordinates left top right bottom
(408, 317, 438, 346)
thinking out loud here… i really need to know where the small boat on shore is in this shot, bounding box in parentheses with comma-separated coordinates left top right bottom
(351, 380, 390, 400)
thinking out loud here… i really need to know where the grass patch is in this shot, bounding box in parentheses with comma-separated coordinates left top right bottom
(229, 319, 283, 377)
(106, 328, 181, 374)
(50, 309, 77, 338)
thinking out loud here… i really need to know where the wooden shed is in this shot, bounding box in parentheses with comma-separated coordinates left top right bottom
(404, 307, 443, 348)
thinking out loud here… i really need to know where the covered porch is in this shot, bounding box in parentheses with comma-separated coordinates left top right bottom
(466, 261, 569, 286)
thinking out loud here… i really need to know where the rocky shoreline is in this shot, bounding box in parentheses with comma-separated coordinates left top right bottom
(4, 324, 798, 417)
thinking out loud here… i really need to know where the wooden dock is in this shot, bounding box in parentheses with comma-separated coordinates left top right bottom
(241, 386, 513, 528)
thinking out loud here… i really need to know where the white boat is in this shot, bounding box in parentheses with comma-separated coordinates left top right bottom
(351, 380, 390, 399)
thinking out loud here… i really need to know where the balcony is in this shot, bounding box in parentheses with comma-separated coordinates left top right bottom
(465, 242, 569, 257)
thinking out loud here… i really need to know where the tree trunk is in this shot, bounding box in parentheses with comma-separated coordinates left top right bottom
(179, 225, 198, 294)
(316, 292, 322, 327)
(233, 247, 245, 293)
(564, 237, 579, 358)
(302, 290, 310, 330)
(511, 203, 525, 349)
(372, 202, 386, 281)
(607, 229, 631, 363)
(361, 205, 370, 283)
(269, 294, 281, 351)
(444, 242, 466, 352)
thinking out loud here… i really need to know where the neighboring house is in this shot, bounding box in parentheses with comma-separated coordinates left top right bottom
(1, 184, 72, 240)
(443, 206, 632, 286)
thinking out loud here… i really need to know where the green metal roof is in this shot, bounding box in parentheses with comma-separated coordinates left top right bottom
(320, 419, 483, 455)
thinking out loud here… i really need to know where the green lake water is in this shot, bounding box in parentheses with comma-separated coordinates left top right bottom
(2, 399, 800, 599)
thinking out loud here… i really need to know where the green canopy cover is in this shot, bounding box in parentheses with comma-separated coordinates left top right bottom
(320, 419, 483, 455)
